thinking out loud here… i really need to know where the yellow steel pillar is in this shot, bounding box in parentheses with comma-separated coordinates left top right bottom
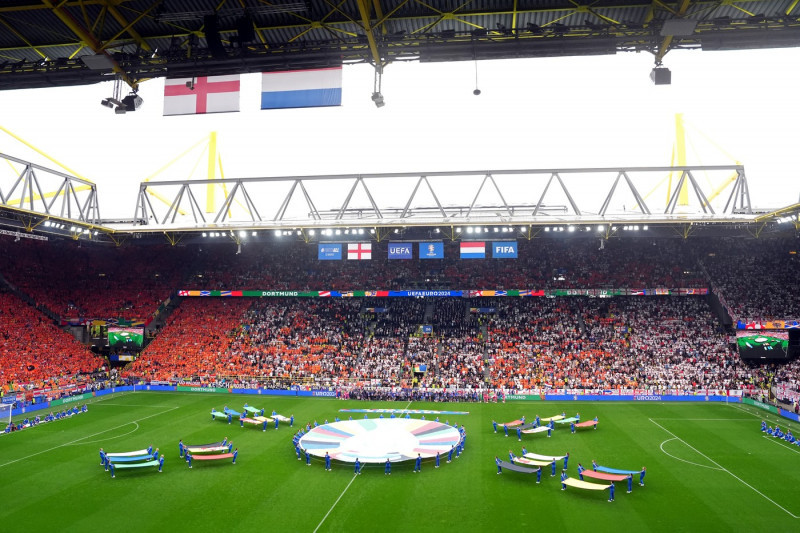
(207, 131, 217, 213)
(675, 113, 689, 206)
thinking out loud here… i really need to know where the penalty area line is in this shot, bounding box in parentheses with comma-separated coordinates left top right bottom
(649, 418, 799, 519)
(0, 406, 179, 469)
(313, 474, 358, 533)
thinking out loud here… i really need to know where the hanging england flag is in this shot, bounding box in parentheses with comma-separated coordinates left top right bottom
(261, 67, 342, 109)
(347, 242, 372, 260)
(163, 75, 240, 115)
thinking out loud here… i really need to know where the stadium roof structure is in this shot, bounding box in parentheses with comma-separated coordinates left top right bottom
(1, 150, 798, 245)
(0, 0, 799, 91)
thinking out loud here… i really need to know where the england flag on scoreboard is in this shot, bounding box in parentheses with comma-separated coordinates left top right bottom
(347, 242, 372, 260)
(163, 75, 240, 116)
(460, 241, 485, 259)
(261, 67, 342, 109)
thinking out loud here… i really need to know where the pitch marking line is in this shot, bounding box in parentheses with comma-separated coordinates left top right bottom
(313, 474, 358, 533)
(651, 418, 751, 421)
(0, 407, 178, 469)
(762, 435, 800, 455)
(659, 437, 723, 470)
(64, 423, 140, 446)
(649, 418, 799, 519)
(312, 400, 413, 532)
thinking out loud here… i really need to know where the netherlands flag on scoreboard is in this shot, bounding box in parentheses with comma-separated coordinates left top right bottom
(261, 67, 342, 110)
(460, 241, 485, 259)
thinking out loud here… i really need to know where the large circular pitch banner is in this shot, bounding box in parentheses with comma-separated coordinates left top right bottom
(298, 418, 462, 463)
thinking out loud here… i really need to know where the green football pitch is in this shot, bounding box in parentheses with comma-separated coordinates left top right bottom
(2, 392, 799, 532)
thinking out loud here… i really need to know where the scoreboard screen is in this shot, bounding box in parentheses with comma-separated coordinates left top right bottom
(736, 330, 789, 361)
(108, 327, 144, 350)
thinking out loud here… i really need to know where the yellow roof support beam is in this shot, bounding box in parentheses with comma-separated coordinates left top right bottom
(654, 0, 692, 65)
(41, 0, 138, 90)
(356, 0, 385, 67)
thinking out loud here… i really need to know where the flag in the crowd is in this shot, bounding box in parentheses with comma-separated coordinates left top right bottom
(460, 241, 485, 259)
(261, 67, 342, 109)
(318, 244, 342, 260)
(163, 75, 240, 116)
(347, 242, 372, 260)
(419, 241, 444, 259)
(388, 242, 412, 259)
(492, 241, 518, 258)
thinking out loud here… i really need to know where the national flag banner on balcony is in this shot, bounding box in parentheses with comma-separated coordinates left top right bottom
(347, 242, 372, 260)
(261, 67, 342, 110)
(163, 75, 240, 116)
(460, 241, 485, 259)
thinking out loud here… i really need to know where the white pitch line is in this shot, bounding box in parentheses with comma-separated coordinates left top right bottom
(311, 400, 412, 532)
(312, 474, 358, 533)
(651, 418, 752, 421)
(0, 406, 178, 469)
(659, 437, 723, 470)
(762, 435, 800, 456)
(649, 418, 799, 519)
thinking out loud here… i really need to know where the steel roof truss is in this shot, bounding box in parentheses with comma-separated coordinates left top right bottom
(213, 180, 241, 223)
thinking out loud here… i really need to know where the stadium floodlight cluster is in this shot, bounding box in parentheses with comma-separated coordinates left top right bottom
(201, 231, 257, 238)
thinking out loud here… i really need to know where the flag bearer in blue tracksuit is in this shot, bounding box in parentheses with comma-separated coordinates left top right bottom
(179, 440, 185, 457)
(325, 452, 331, 471)
(508, 450, 516, 463)
(435, 452, 440, 468)
(551, 460, 556, 477)
(496, 456, 502, 474)
(563, 452, 569, 470)
(639, 467, 646, 486)
(504, 424, 509, 437)
(448, 446, 454, 463)
(232, 448, 238, 463)
(761, 420, 767, 432)
(275, 417, 279, 430)
(305, 449, 311, 466)
(577, 464, 585, 480)
(414, 453, 422, 473)
(158, 456, 164, 472)
(385, 458, 391, 475)
(608, 483, 615, 502)
(290, 415, 294, 427)
(493, 420, 498, 433)
(517, 427, 522, 441)
(561, 470, 567, 490)
(627, 474, 633, 493)
(354, 458, 362, 474)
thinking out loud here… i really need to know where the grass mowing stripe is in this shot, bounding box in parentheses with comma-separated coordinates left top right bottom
(313, 474, 359, 533)
(649, 417, 800, 519)
(0, 406, 178, 468)
(761, 435, 800, 455)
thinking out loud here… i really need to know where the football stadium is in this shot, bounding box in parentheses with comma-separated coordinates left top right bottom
(2, 1, 800, 532)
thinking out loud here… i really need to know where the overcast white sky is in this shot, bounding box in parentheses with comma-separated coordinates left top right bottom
(1, 46, 798, 220)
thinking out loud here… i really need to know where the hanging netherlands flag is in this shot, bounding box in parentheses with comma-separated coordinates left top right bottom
(460, 241, 485, 259)
(163, 75, 240, 116)
(347, 242, 371, 260)
(261, 67, 342, 109)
